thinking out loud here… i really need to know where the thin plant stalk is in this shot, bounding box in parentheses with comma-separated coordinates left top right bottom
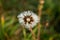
(22, 26, 27, 40)
(37, 0, 44, 40)
(29, 26, 36, 40)
(1, 15, 10, 40)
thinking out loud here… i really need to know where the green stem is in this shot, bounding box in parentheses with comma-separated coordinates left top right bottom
(23, 27, 27, 40)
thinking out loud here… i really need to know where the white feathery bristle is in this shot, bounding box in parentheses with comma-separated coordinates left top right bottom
(17, 11, 40, 29)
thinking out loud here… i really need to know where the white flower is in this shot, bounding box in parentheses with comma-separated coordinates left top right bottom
(17, 11, 40, 29)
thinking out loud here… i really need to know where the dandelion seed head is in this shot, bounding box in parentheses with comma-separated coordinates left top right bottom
(17, 11, 40, 29)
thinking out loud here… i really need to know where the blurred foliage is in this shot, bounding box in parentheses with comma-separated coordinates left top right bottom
(0, 0, 60, 40)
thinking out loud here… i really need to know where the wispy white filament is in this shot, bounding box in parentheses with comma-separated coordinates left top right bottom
(17, 11, 40, 29)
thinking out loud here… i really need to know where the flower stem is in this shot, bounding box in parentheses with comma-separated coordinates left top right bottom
(37, 0, 44, 40)
(29, 26, 36, 40)
(23, 27, 27, 40)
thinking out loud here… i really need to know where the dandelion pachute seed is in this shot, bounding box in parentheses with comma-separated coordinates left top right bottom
(17, 11, 40, 29)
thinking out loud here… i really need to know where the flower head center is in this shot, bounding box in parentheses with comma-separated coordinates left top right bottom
(23, 16, 34, 24)
(26, 18, 30, 22)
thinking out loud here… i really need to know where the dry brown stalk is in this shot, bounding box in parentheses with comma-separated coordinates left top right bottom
(29, 26, 36, 40)
(37, 0, 44, 40)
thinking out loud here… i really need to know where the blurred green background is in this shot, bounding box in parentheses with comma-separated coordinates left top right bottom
(0, 0, 60, 40)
